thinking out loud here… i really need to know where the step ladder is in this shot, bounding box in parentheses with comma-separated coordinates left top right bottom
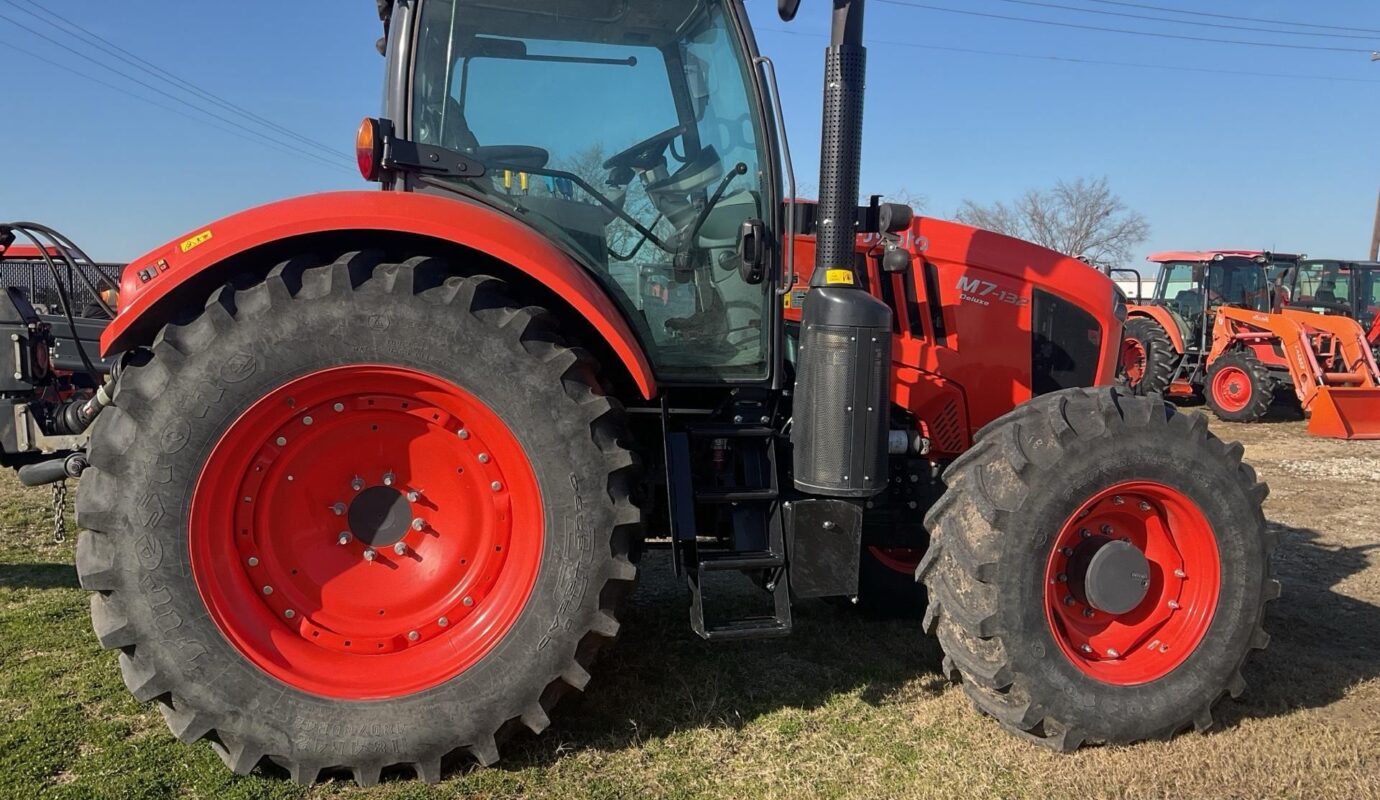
(663, 409, 792, 641)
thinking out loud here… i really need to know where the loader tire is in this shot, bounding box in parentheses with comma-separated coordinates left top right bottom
(1119, 317, 1176, 396)
(919, 386, 1276, 750)
(75, 252, 641, 786)
(1206, 350, 1273, 422)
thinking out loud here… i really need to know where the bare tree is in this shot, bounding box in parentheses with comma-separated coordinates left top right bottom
(955, 176, 1149, 265)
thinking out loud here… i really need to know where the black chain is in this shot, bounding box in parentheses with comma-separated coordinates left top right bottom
(52, 480, 67, 543)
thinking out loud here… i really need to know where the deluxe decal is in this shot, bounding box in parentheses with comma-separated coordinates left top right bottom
(957, 276, 1030, 308)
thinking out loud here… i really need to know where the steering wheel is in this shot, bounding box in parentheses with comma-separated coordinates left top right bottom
(604, 125, 687, 171)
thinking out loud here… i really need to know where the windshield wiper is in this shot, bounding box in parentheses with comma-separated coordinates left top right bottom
(488, 161, 674, 254)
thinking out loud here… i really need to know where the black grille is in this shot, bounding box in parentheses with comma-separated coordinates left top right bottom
(0, 259, 120, 318)
(1032, 289, 1102, 395)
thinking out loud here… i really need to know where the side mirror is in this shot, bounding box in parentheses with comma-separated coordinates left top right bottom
(738, 218, 768, 285)
(779, 0, 801, 21)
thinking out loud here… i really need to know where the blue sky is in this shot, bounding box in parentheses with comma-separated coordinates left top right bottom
(1, 0, 1376, 267)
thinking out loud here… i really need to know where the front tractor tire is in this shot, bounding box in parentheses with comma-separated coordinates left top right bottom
(75, 252, 640, 785)
(1120, 317, 1176, 396)
(1205, 350, 1273, 423)
(919, 387, 1276, 750)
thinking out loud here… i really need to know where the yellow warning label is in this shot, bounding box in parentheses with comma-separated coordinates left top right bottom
(825, 269, 855, 286)
(179, 230, 214, 253)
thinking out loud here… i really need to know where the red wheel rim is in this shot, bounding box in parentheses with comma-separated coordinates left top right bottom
(1120, 338, 1148, 385)
(1211, 366, 1252, 412)
(1044, 482, 1221, 685)
(190, 365, 542, 700)
(867, 546, 924, 575)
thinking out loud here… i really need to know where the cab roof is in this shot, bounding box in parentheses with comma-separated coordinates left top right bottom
(1147, 250, 1264, 263)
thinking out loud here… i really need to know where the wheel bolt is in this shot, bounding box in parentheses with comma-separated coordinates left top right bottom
(284, 609, 295, 619)
(247, 557, 259, 567)
(412, 517, 426, 531)
(1107, 648, 1120, 658)
(406, 489, 422, 502)
(1082, 608, 1095, 619)
(1063, 595, 1076, 606)
(363, 548, 377, 562)
(352, 476, 365, 492)
(407, 630, 420, 641)
(275, 437, 287, 447)
(458, 428, 470, 440)
(463, 596, 474, 607)
(1056, 573, 1068, 583)
(491, 481, 502, 492)
(1079, 529, 1090, 539)
(331, 503, 346, 516)
(1168, 600, 1180, 610)
(383, 472, 395, 487)
(1061, 547, 1074, 557)
(338, 532, 352, 546)
(1080, 644, 1093, 654)
(1112, 496, 1124, 505)
(478, 453, 491, 464)
(1101, 525, 1114, 535)
(334, 403, 345, 413)
(1174, 569, 1186, 578)
(262, 586, 273, 595)
(302, 416, 314, 426)
(438, 617, 449, 627)
(1139, 501, 1151, 511)
(394, 542, 408, 556)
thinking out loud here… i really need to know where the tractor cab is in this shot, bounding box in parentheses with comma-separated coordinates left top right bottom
(383, 0, 779, 383)
(1148, 251, 1272, 351)
(1274, 258, 1380, 356)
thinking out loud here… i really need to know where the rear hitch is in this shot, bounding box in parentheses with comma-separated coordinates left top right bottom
(18, 450, 90, 487)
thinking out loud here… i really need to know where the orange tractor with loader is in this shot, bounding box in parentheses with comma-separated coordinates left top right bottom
(1120, 250, 1380, 439)
(0, 0, 1278, 786)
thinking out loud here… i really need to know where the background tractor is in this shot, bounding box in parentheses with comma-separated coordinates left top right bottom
(1120, 250, 1380, 438)
(4, 0, 1279, 786)
(1273, 258, 1380, 358)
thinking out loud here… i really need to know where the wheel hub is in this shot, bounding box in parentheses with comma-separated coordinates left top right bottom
(1044, 482, 1222, 685)
(190, 365, 543, 700)
(348, 485, 412, 547)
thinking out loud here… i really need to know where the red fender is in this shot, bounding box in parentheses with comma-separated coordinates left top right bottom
(1125, 305, 1186, 355)
(103, 191, 656, 398)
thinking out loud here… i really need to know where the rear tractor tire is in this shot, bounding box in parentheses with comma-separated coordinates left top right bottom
(919, 386, 1276, 750)
(1205, 350, 1273, 423)
(1120, 317, 1176, 396)
(75, 252, 641, 785)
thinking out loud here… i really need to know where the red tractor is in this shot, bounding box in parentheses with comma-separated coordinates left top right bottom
(1121, 250, 1380, 438)
(8, 0, 1277, 786)
(1273, 258, 1380, 358)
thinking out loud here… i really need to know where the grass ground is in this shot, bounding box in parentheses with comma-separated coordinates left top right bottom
(1, 408, 1378, 799)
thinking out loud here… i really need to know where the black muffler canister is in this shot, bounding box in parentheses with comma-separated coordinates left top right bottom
(792, 287, 891, 497)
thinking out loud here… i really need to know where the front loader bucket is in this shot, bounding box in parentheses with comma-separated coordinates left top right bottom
(1308, 387, 1380, 439)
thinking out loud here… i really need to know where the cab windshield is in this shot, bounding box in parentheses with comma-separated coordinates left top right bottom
(411, 0, 774, 381)
(1157, 259, 1268, 315)
(1293, 261, 1353, 310)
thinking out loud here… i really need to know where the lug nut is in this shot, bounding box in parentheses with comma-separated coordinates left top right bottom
(1082, 608, 1095, 619)
(262, 586, 273, 595)
(412, 518, 426, 531)
(1112, 496, 1124, 505)
(1167, 600, 1181, 610)
(284, 609, 295, 619)
(1140, 501, 1151, 511)
(491, 481, 502, 492)
(331, 503, 346, 516)
(1107, 648, 1120, 658)
(247, 556, 260, 567)
(438, 617, 449, 627)
(338, 532, 352, 546)
(352, 476, 365, 492)
(407, 630, 420, 641)
(334, 403, 345, 413)
(457, 428, 470, 440)
(394, 542, 408, 556)
(1056, 573, 1068, 583)
(1061, 547, 1074, 557)
(1174, 569, 1186, 578)
(1101, 525, 1114, 535)
(383, 472, 395, 486)
(478, 453, 490, 464)
(1080, 644, 1093, 654)
(276, 436, 288, 447)
(1079, 528, 1090, 539)
(1063, 596, 1076, 606)
(302, 416, 314, 426)
(463, 596, 474, 607)
(363, 548, 377, 562)
(406, 489, 422, 502)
